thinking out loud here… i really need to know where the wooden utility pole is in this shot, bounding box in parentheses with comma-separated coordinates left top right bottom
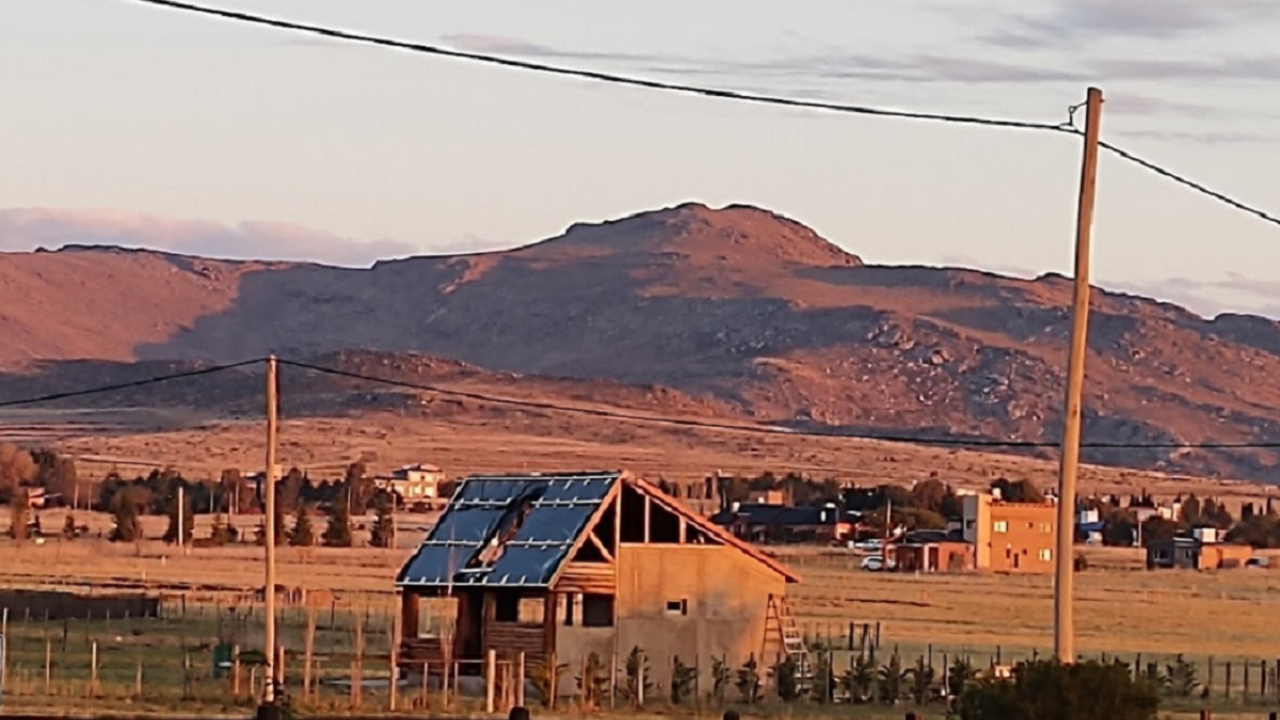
(263, 354, 280, 707)
(1054, 87, 1103, 664)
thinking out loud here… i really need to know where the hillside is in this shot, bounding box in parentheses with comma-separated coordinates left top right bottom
(4, 202, 1280, 480)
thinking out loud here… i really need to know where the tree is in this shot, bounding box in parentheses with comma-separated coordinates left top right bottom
(842, 652, 877, 703)
(623, 646, 653, 706)
(345, 462, 375, 515)
(163, 485, 195, 545)
(671, 656, 698, 704)
(909, 656, 936, 705)
(108, 486, 148, 542)
(9, 488, 31, 541)
(1162, 655, 1200, 698)
(735, 655, 761, 704)
(290, 504, 316, 547)
(1179, 495, 1202, 526)
(911, 479, 950, 514)
(1101, 507, 1137, 547)
(369, 492, 395, 548)
(774, 655, 801, 702)
(0, 443, 36, 502)
(955, 660, 1158, 720)
(947, 656, 979, 698)
(322, 497, 353, 547)
(877, 652, 907, 704)
(1140, 517, 1178, 548)
(991, 478, 1044, 503)
(62, 512, 77, 540)
(209, 514, 237, 545)
(278, 467, 304, 514)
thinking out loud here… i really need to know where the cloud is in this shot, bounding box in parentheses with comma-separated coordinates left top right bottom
(1113, 129, 1279, 145)
(0, 208, 419, 267)
(443, 32, 1085, 86)
(1114, 273, 1280, 319)
(988, 0, 1280, 46)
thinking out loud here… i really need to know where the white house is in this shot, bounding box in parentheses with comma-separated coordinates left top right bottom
(375, 464, 446, 506)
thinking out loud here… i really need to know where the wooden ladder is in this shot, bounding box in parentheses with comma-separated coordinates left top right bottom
(763, 594, 813, 689)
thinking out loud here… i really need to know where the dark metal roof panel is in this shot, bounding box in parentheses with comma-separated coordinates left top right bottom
(397, 471, 620, 589)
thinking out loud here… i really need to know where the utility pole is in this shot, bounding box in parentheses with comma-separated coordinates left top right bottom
(1054, 87, 1103, 664)
(261, 354, 280, 718)
(177, 483, 185, 552)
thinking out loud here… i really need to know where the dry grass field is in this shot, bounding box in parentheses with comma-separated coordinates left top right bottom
(15, 407, 1276, 511)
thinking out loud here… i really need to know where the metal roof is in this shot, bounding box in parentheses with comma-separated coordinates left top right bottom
(396, 471, 620, 589)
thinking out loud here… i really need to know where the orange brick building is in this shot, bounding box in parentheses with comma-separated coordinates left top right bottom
(961, 494, 1056, 573)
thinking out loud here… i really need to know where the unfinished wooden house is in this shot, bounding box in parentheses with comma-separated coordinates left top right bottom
(396, 471, 804, 682)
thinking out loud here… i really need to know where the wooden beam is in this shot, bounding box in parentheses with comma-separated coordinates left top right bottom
(679, 516, 687, 544)
(587, 531, 615, 562)
(643, 494, 651, 544)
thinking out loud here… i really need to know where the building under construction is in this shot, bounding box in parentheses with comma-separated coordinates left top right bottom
(395, 470, 805, 685)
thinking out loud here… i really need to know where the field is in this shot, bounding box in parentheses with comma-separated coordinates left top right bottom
(5, 403, 1280, 718)
(8, 407, 1276, 510)
(2, 516, 1280, 717)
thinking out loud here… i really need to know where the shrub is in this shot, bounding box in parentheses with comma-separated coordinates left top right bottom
(671, 656, 697, 704)
(736, 655, 762, 704)
(955, 659, 1158, 720)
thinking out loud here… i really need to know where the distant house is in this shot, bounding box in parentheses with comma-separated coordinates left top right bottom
(962, 493, 1057, 573)
(709, 502, 858, 544)
(375, 464, 446, 508)
(395, 471, 804, 684)
(885, 529, 973, 573)
(1147, 527, 1253, 570)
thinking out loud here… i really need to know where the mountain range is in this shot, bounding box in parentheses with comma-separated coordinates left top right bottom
(4, 202, 1280, 481)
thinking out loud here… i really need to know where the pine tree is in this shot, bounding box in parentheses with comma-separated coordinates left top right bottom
(290, 504, 316, 546)
(369, 493, 395, 548)
(322, 497, 353, 547)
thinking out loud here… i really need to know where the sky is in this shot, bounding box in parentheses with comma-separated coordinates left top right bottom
(2, 0, 1280, 317)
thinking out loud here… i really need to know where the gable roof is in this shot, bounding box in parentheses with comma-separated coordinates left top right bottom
(628, 477, 799, 584)
(396, 470, 798, 589)
(396, 471, 620, 589)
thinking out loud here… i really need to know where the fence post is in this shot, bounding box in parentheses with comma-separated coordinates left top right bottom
(89, 641, 98, 698)
(44, 639, 51, 695)
(1226, 662, 1232, 700)
(516, 652, 526, 709)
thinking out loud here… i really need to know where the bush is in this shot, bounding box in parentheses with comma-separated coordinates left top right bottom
(955, 659, 1158, 720)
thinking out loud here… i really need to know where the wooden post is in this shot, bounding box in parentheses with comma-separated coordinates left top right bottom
(427, 661, 437, 707)
(441, 655, 450, 708)
(388, 609, 400, 712)
(44, 639, 52, 695)
(89, 641, 99, 698)
(1053, 85, 1104, 664)
(1226, 662, 1233, 699)
(516, 651, 526, 709)
(263, 354, 280, 706)
(610, 652, 618, 709)
(303, 610, 315, 701)
(232, 644, 242, 699)
(486, 649, 497, 713)
(351, 617, 365, 709)
(278, 646, 287, 697)
(135, 658, 143, 699)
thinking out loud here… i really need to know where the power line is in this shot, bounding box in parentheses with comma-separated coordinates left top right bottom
(118, 0, 1280, 230)
(119, 0, 1073, 135)
(0, 358, 263, 409)
(277, 358, 1280, 451)
(1098, 140, 1280, 228)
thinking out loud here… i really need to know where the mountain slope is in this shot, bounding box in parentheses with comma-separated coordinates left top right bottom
(4, 202, 1280, 480)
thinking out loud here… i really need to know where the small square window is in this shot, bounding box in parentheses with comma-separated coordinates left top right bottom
(993, 521, 1008, 533)
(665, 599, 688, 615)
(1038, 549, 1052, 562)
(583, 595, 614, 627)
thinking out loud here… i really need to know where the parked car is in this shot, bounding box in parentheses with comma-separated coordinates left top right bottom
(861, 555, 895, 571)
(853, 538, 884, 553)
(1245, 556, 1271, 569)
